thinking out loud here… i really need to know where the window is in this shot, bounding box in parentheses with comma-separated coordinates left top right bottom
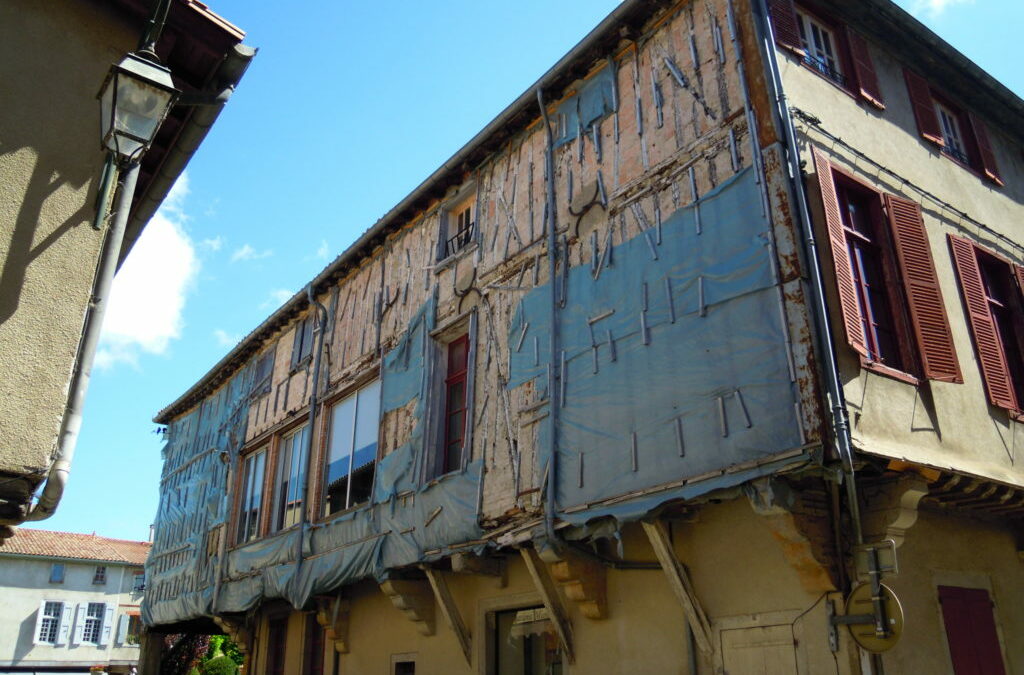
(132, 571, 145, 592)
(253, 346, 276, 394)
(236, 447, 267, 544)
(438, 192, 476, 261)
(949, 235, 1024, 414)
(272, 425, 310, 531)
(813, 147, 961, 382)
(766, 0, 883, 107)
(903, 68, 1003, 185)
(93, 565, 107, 585)
(49, 563, 65, 583)
(938, 586, 1007, 674)
(796, 10, 843, 86)
(491, 607, 562, 675)
(442, 336, 470, 475)
(323, 379, 381, 516)
(126, 615, 142, 645)
(291, 315, 315, 369)
(83, 602, 104, 644)
(36, 602, 63, 644)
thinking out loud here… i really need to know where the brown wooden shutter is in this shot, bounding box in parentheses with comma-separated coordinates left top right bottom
(949, 234, 1018, 410)
(846, 30, 884, 109)
(968, 113, 1004, 186)
(812, 148, 868, 356)
(885, 195, 960, 381)
(1015, 265, 1024, 298)
(766, 0, 804, 54)
(903, 68, 944, 146)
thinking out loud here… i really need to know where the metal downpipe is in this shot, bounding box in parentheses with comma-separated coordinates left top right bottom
(291, 285, 329, 597)
(24, 161, 141, 522)
(752, 0, 863, 544)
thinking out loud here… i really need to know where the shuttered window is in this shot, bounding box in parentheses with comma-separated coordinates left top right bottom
(767, 2, 883, 107)
(903, 69, 1003, 185)
(949, 235, 1024, 412)
(938, 586, 1007, 675)
(813, 148, 959, 380)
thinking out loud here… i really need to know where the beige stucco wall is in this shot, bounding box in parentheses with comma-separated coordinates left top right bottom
(248, 499, 861, 675)
(0, 0, 134, 476)
(0, 554, 145, 669)
(776, 33, 1024, 486)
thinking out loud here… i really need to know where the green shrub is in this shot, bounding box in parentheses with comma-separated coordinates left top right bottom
(200, 656, 238, 675)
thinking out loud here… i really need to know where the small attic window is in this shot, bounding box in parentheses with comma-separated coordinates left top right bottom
(437, 190, 476, 262)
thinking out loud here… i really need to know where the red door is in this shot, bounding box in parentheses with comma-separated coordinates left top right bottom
(938, 586, 1006, 675)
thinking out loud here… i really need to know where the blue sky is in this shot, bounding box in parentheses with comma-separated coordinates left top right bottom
(33, 0, 1022, 541)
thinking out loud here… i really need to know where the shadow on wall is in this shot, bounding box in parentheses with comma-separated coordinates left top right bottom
(0, 139, 96, 326)
(13, 610, 37, 662)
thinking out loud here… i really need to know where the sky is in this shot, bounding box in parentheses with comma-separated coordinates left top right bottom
(31, 0, 1022, 542)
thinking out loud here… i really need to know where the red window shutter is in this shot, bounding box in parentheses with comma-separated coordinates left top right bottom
(846, 30, 884, 109)
(938, 586, 1007, 675)
(766, 0, 804, 54)
(903, 68, 944, 146)
(885, 195, 960, 381)
(812, 148, 868, 357)
(968, 113, 1004, 186)
(948, 234, 1018, 410)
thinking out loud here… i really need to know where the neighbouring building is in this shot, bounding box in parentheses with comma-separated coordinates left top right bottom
(142, 0, 1023, 673)
(0, 0, 253, 534)
(0, 529, 151, 674)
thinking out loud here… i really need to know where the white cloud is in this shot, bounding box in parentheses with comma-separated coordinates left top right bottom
(261, 288, 295, 310)
(200, 235, 223, 252)
(95, 173, 198, 370)
(213, 328, 240, 347)
(315, 239, 330, 260)
(910, 0, 973, 17)
(230, 243, 273, 263)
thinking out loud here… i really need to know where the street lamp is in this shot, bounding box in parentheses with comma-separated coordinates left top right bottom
(98, 51, 179, 163)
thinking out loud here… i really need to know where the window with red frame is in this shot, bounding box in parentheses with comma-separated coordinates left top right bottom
(303, 614, 325, 675)
(949, 235, 1024, 414)
(766, 0, 884, 108)
(437, 335, 469, 478)
(813, 147, 962, 383)
(938, 586, 1007, 675)
(904, 68, 1003, 186)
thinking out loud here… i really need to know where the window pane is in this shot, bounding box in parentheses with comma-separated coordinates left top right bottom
(324, 381, 380, 514)
(274, 426, 308, 531)
(325, 395, 356, 514)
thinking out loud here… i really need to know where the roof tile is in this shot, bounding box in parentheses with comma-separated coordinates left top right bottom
(0, 528, 150, 566)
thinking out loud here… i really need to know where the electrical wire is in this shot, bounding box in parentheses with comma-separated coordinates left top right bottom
(791, 106, 1022, 256)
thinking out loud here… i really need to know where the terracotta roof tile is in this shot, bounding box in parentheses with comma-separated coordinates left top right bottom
(0, 528, 150, 566)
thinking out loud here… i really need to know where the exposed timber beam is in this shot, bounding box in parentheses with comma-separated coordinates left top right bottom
(519, 547, 575, 663)
(422, 566, 472, 666)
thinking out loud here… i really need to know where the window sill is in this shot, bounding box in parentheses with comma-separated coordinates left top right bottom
(289, 354, 313, 376)
(435, 241, 478, 275)
(860, 359, 920, 386)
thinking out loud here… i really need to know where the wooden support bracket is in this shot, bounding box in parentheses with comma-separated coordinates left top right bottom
(314, 596, 351, 653)
(422, 566, 472, 666)
(519, 547, 575, 663)
(550, 553, 607, 619)
(212, 616, 250, 655)
(380, 579, 436, 636)
(641, 519, 713, 656)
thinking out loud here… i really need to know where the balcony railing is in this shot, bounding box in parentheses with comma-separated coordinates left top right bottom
(941, 144, 971, 165)
(444, 222, 475, 258)
(803, 55, 846, 88)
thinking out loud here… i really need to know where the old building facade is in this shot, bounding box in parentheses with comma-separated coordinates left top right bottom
(0, 529, 150, 674)
(144, 0, 1023, 673)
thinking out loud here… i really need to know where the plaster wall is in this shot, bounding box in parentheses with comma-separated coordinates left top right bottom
(777, 33, 1024, 486)
(0, 555, 144, 668)
(0, 0, 134, 480)
(247, 499, 857, 675)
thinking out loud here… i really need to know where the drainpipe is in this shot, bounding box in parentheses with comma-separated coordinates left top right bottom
(536, 87, 563, 552)
(751, 0, 863, 545)
(23, 161, 141, 522)
(291, 285, 329, 597)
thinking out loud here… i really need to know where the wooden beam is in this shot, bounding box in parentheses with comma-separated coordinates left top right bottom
(422, 567, 472, 666)
(641, 519, 713, 656)
(519, 547, 575, 663)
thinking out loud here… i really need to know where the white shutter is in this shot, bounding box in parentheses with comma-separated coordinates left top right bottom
(116, 614, 129, 645)
(71, 603, 85, 646)
(56, 603, 73, 645)
(98, 603, 114, 647)
(32, 600, 46, 645)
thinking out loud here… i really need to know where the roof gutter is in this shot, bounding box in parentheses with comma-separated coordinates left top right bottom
(155, 0, 656, 423)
